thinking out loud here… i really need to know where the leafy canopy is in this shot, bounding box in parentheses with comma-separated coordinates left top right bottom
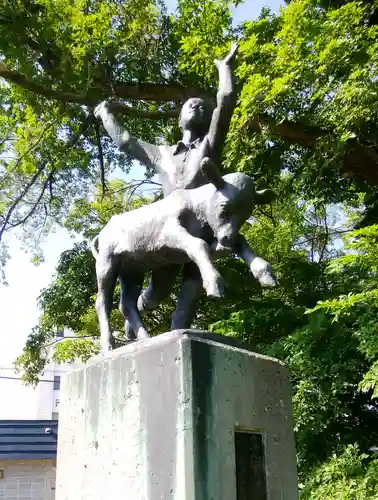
(3, 0, 378, 497)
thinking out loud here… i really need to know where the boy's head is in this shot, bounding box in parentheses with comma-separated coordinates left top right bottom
(178, 98, 212, 136)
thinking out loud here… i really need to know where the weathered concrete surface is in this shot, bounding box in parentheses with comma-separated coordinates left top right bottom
(56, 330, 298, 500)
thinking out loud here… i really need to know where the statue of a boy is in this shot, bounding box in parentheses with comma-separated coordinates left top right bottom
(95, 44, 276, 340)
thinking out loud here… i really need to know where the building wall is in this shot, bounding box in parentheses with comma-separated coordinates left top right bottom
(35, 367, 61, 421)
(0, 459, 56, 500)
(0, 329, 85, 420)
(0, 367, 62, 421)
(36, 361, 84, 420)
(0, 369, 38, 420)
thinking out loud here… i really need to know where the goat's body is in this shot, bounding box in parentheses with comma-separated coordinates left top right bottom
(96, 188, 211, 267)
(94, 178, 239, 269)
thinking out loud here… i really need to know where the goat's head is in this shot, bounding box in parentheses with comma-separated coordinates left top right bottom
(200, 162, 257, 246)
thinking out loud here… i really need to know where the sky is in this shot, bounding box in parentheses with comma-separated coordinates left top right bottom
(0, 0, 285, 368)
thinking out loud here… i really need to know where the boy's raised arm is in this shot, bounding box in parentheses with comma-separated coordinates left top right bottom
(94, 101, 162, 173)
(207, 43, 238, 162)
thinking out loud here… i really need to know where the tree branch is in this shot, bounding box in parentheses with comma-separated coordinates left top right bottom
(319, 207, 329, 263)
(0, 163, 45, 242)
(7, 174, 52, 232)
(2, 61, 378, 184)
(248, 114, 378, 185)
(247, 113, 326, 147)
(1, 115, 63, 185)
(107, 179, 162, 197)
(0, 63, 207, 112)
(0, 63, 89, 104)
(109, 102, 179, 119)
(0, 115, 94, 240)
(95, 80, 209, 102)
(95, 121, 106, 196)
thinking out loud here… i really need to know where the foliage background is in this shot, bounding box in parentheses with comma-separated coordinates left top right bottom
(1, 0, 378, 496)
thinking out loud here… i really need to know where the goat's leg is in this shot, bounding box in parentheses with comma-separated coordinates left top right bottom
(137, 265, 181, 312)
(119, 277, 136, 341)
(164, 221, 224, 298)
(171, 262, 203, 329)
(119, 274, 149, 340)
(123, 265, 181, 338)
(95, 255, 117, 353)
(234, 234, 277, 287)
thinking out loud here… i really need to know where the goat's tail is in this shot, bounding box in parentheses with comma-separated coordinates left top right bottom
(91, 235, 100, 259)
(255, 189, 277, 205)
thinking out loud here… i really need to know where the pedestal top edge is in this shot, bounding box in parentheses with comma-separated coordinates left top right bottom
(72, 330, 286, 372)
(174, 330, 286, 366)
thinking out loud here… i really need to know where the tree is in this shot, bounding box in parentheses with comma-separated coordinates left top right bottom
(0, 0, 233, 280)
(2, 0, 378, 266)
(7, 0, 378, 496)
(309, 225, 378, 400)
(232, 1, 378, 188)
(300, 445, 378, 499)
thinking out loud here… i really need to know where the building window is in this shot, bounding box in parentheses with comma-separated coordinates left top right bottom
(53, 375, 61, 391)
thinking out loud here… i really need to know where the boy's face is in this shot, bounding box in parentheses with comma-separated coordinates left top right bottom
(179, 98, 206, 131)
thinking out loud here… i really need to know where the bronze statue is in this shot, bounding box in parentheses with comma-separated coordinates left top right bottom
(94, 43, 277, 347)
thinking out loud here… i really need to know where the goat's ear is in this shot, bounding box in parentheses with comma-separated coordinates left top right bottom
(255, 189, 277, 205)
(200, 157, 225, 189)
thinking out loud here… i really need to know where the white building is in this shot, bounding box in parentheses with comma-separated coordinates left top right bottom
(0, 421, 58, 500)
(0, 330, 89, 500)
(0, 330, 85, 420)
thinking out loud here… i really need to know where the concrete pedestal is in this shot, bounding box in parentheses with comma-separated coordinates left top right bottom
(56, 330, 298, 500)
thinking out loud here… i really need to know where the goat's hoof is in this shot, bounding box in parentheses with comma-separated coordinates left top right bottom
(100, 337, 115, 353)
(100, 344, 112, 354)
(124, 322, 136, 341)
(255, 265, 278, 288)
(250, 259, 278, 288)
(137, 330, 150, 340)
(204, 275, 225, 298)
(259, 272, 278, 287)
